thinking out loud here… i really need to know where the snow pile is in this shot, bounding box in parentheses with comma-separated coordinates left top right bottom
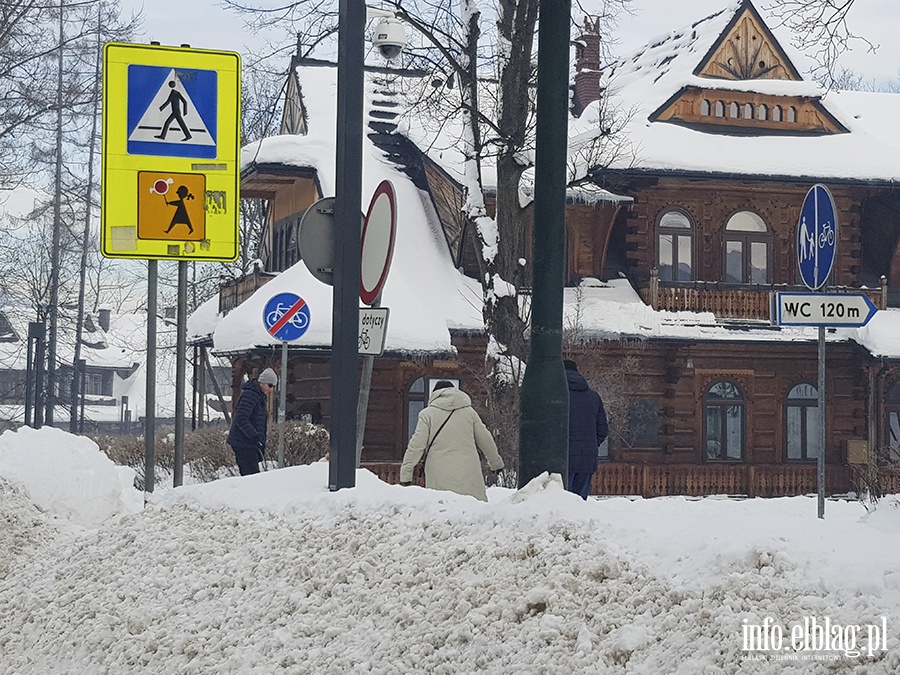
(1, 428, 900, 673)
(0, 426, 143, 529)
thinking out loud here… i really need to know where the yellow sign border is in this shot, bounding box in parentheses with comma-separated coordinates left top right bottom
(101, 42, 241, 261)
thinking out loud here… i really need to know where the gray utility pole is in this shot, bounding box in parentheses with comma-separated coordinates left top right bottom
(47, 0, 66, 425)
(329, 0, 365, 491)
(144, 261, 158, 497)
(71, 9, 102, 432)
(173, 261, 188, 487)
(518, 0, 571, 487)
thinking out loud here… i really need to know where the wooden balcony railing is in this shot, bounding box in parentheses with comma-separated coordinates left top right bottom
(218, 268, 278, 315)
(641, 272, 887, 320)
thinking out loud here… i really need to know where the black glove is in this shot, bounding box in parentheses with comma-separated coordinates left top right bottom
(486, 469, 502, 487)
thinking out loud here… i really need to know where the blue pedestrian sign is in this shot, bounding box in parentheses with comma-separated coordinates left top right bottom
(797, 184, 837, 290)
(263, 293, 311, 342)
(126, 65, 218, 159)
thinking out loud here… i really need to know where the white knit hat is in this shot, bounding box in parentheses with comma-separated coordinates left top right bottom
(258, 368, 278, 386)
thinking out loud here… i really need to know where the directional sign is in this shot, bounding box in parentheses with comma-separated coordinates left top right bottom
(101, 43, 240, 261)
(263, 293, 311, 341)
(359, 307, 389, 356)
(776, 292, 878, 327)
(797, 184, 837, 290)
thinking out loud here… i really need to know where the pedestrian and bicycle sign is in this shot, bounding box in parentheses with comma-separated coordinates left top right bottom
(101, 42, 240, 261)
(797, 184, 837, 290)
(776, 292, 878, 327)
(263, 293, 311, 342)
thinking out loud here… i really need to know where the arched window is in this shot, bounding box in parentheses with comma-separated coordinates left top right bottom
(700, 99, 711, 116)
(787, 106, 797, 123)
(724, 211, 771, 284)
(406, 377, 461, 440)
(887, 382, 900, 462)
(773, 105, 783, 122)
(743, 103, 754, 119)
(786, 383, 820, 461)
(729, 102, 740, 118)
(657, 209, 694, 282)
(705, 381, 744, 461)
(758, 103, 768, 120)
(715, 101, 725, 117)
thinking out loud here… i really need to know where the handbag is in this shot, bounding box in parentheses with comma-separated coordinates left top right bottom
(413, 409, 456, 487)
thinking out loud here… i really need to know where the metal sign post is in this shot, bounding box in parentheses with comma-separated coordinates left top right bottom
(263, 292, 311, 468)
(355, 181, 397, 467)
(795, 184, 839, 519)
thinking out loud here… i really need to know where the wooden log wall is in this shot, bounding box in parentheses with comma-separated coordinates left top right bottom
(563, 338, 868, 467)
(615, 177, 875, 291)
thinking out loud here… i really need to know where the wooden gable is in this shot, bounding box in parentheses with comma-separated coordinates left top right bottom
(694, 0, 801, 81)
(649, 1, 846, 136)
(650, 86, 848, 135)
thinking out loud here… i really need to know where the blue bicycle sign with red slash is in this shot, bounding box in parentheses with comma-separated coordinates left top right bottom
(263, 292, 311, 341)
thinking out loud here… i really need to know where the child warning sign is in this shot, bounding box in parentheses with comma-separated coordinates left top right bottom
(137, 171, 206, 241)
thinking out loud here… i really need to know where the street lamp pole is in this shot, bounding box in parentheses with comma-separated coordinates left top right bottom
(518, 0, 572, 487)
(329, 0, 366, 491)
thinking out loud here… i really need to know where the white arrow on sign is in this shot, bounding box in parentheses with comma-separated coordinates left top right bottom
(776, 292, 878, 327)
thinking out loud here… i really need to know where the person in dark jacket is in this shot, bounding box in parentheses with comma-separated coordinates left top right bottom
(564, 360, 608, 499)
(226, 367, 277, 476)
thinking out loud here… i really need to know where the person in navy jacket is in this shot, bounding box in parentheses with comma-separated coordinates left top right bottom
(564, 360, 609, 499)
(226, 367, 277, 475)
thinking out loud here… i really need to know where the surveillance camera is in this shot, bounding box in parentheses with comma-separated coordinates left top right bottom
(372, 18, 406, 59)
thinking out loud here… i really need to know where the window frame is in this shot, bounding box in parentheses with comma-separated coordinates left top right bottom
(785, 382, 820, 462)
(886, 381, 900, 463)
(656, 208, 695, 282)
(723, 210, 772, 284)
(704, 380, 745, 462)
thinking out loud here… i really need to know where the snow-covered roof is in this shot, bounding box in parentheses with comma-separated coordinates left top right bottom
(226, 66, 484, 356)
(583, 0, 900, 184)
(224, 15, 900, 362)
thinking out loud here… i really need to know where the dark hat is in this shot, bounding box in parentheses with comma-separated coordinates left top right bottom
(433, 380, 455, 391)
(563, 359, 578, 371)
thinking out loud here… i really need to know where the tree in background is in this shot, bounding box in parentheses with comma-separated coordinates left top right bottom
(224, 0, 632, 385)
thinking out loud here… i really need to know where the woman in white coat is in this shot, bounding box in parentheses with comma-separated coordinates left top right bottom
(399, 381, 504, 501)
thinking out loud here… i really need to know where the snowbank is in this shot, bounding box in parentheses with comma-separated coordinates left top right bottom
(1, 428, 900, 672)
(0, 426, 143, 529)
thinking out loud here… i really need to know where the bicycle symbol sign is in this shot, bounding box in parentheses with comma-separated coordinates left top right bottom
(263, 292, 310, 341)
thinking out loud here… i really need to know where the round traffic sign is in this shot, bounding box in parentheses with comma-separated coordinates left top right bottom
(360, 180, 397, 305)
(263, 292, 310, 342)
(797, 184, 837, 291)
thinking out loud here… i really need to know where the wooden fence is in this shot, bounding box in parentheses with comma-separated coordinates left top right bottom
(363, 461, 900, 498)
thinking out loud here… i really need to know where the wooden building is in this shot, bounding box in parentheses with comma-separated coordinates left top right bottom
(201, 0, 900, 496)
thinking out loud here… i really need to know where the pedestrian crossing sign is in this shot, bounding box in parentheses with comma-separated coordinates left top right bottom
(101, 43, 240, 261)
(127, 66, 218, 159)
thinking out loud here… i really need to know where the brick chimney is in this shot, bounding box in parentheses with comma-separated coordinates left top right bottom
(572, 17, 602, 118)
(98, 308, 111, 332)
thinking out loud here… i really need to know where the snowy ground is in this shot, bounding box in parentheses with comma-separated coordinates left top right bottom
(2, 427, 900, 674)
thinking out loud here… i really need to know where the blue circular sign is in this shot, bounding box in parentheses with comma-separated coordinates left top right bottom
(797, 184, 837, 290)
(263, 292, 310, 342)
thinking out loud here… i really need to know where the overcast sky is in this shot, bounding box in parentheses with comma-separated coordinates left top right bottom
(120, 0, 900, 85)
